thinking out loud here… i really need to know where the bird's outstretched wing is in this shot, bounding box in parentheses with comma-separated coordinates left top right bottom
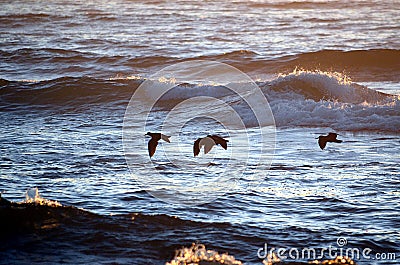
(161, 134, 171, 143)
(210, 135, 228, 150)
(327, 133, 342, 143)
(318, 137, 327, 150)
(148, 139, 158, 157)
(193, 138, 201, 157)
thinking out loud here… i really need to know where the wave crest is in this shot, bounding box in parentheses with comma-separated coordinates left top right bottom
(268, 70, 387, 104)
(1, 71, 398, 132)
(264, 70, 399, 132)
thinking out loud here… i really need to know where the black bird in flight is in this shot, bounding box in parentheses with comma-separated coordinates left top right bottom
(317, 133, 342, 150)
(193, 135, 229, 157)
(145, 132, 171, 158)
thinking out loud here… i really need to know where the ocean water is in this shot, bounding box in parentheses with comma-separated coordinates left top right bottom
(0, 0, 399, 264)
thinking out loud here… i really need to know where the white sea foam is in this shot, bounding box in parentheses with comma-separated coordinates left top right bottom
(24, 187, 62, 207)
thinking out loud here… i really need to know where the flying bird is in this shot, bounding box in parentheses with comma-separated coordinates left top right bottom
(193, 135, 229, 157)
(145, 132, 171, 158)
(317, 133, 342, 150)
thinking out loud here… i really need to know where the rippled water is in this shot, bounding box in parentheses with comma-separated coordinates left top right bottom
(1, 0, 399, 264)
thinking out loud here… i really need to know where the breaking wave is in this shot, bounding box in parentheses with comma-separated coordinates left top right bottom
(264, 70, 399, 132)
(1, 70, 398, 132)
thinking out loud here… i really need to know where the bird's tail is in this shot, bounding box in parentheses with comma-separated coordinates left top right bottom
(161, 134, 171, 143)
